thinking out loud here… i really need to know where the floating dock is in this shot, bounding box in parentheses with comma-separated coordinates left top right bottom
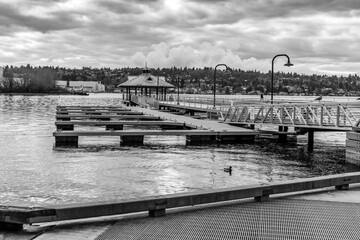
(53, 105, 257, 147)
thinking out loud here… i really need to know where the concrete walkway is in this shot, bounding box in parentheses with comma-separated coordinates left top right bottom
(2, 184, 360, 240)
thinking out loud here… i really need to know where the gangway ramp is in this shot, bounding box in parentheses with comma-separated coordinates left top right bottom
(223, 102, 360, 131)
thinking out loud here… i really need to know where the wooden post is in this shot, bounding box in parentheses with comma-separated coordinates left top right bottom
(308, 130, 314, 152)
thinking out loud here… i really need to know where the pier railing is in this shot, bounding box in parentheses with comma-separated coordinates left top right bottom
(222, 102, 360, 130)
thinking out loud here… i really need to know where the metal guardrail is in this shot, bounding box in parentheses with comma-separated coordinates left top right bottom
(1, 172, 359, 229)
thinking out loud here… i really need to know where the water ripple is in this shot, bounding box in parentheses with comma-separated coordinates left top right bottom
(0, 94, 357, 206)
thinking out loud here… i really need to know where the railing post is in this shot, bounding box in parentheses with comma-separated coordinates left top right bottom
(306, 106, 310, 125)
(336, 105, 340, 127)
(320, 105, 324, 126)
(293, 106, 296, 123)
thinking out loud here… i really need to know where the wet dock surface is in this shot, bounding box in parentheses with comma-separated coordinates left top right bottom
(3, 184, 360, 239)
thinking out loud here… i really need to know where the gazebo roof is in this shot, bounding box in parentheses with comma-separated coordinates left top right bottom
(118, 68, 174, 88)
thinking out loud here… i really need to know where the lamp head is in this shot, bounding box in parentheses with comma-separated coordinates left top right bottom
(284, 61, 293, 67)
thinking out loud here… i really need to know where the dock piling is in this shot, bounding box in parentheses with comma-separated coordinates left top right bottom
(121, 136, 144, 146)
(55, 136, 78, 148)
(308, 130, 314, 152)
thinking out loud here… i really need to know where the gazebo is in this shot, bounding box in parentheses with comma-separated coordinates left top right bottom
(118, 67, 174, 101)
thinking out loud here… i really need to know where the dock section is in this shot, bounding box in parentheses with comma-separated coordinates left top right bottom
(53, 105, 257, 147)
(1, 172, 360, 237)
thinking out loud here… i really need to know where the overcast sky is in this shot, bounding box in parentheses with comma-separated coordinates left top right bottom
(1, 0, 360, 75)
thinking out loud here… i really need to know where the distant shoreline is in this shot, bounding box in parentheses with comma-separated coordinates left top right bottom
(0, 92, 74, 96)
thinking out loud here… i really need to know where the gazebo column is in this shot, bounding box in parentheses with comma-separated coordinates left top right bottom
(135, 87, 137, 95)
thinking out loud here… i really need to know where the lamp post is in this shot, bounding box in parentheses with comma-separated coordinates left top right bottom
(271, 54, 293, 104)
(213, 64, 232, 109)
(177, 69, 189, 105)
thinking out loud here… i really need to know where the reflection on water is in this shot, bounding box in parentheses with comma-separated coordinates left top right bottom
(0, 94, 359, 207)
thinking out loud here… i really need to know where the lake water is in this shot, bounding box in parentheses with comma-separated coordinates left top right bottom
(0, 93, 359, 207)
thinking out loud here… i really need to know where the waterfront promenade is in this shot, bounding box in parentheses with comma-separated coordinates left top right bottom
(2, 182, 360, 239)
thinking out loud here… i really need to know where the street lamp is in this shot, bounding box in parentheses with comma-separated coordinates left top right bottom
(177, 69, 189, 105)
(213, 64, 232, 108)
(271, 54, 293, 104)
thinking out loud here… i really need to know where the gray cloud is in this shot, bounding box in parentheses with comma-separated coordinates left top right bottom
(0, 0, 359, 75)
(0, 2, 85, 33)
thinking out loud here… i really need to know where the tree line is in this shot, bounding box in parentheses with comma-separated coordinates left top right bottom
(1, 64, 360, 95)
(1, 65, 58, 93)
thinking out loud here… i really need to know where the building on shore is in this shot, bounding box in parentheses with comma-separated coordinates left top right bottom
(55, 80, 105, 92)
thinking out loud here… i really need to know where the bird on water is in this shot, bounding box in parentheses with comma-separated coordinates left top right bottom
(224, 166, 232, 173)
